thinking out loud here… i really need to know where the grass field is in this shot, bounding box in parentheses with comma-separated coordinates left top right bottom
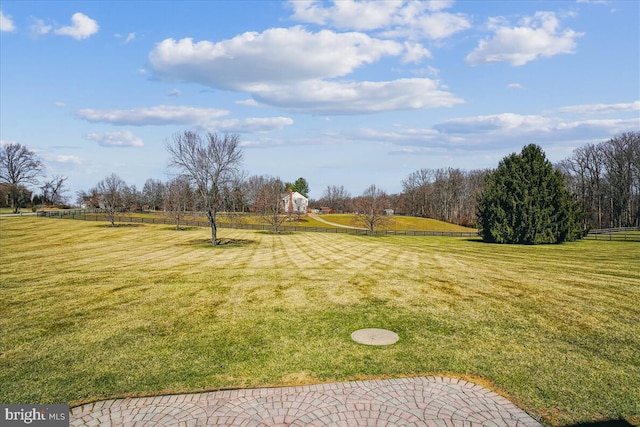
(68, 211, 477, 232)
(0, 217, 638, 425)
(308, 213, 475, 232)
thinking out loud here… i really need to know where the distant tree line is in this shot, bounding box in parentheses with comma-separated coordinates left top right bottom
(558, 131, 639, 229)
(395, 168, 488, 227)
(3, 130, 638, 233)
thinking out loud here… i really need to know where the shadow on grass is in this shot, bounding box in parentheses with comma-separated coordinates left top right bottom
(163, 226, 199, 231)
(183, 238, 256, 248)
(256, 230, 295, 235)
(465, 238, 484, 243)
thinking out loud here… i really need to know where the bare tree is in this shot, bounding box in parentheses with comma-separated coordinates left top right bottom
(164, 175, 193, 230)
(255, 176, 288, 233)
(40, 175, 68, 206)
(559, 143, 605, 229)
(166, 131, 243, 246)
(602, 131, 639, 227)
(354, 184, 390, 233)
(557, 131, 639, 229)
(95, 173, 128, 226)
(400, 168, 486, 226)
(122, 184, 142, 212)
(76, 187, 100, 209)
(142, 178, 165, 211)
(218, 171, 249, 226)
(243, 174, 267, 211)
(321, 185, 351, 212)
(401, 168, 433, 217)
(0, 143, 45, 212)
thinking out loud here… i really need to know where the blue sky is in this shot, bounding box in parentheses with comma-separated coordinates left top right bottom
(1, 1, 638, 200)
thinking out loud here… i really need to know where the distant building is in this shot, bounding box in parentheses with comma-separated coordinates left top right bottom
(282, 190, 308, 214)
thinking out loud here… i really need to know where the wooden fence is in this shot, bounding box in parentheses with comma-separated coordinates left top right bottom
(584, 227, 640, 242)
(36, 210, 480, 238)
(36, 210, 640, 241)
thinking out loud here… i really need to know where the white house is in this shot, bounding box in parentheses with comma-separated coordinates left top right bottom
(282, 190, 308, 214)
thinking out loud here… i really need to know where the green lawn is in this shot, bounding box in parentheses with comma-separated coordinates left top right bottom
(315, 213, 476, 232)
(76, 211, 477, 232)
(0, 217, 638, 426)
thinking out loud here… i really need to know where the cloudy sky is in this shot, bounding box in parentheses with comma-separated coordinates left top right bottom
(1, 1, 638, 199)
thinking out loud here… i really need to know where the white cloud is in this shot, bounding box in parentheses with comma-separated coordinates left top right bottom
(507, 83, 523, 89)
(236, 99, 260, 107)
(211, 117, 294, 133)
(251, 78, 463, 114)
(383, 11, 471, 40)
(0, 10, 16, 32)
(115, 32, 136, 43)
(242, 117, 294, 131)
(349, 107, 639, 159)
(401, 41, 432, 63)
(54, 155, 83, 165)
(288, 0, 470, 40)
(466, 11, 583, 66)
(288, 0, 400, 30)
(148, 27, 461, 114)
(76, 105, 230, 126)
(75, 104, 294, 133)
(167, 89, 181, 97)
(555, 101, 640, 114)
(54, 12, 99, 40)
(84, 130, 144, 147)
(554, 118, 639, 134)
(435, 113, 553, 134)
(425, 1, 456, 12)
(429, 113, 638, 145)
(350, 126, 441, 143)
(29, 17, 52, 37)
(149, 28, 404, 89)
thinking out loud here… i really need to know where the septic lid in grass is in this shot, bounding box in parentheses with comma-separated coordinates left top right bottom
(351, 328, 399, 346)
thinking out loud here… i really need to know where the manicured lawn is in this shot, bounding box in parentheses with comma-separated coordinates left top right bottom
(77, 211, 477, 232)
(0, 217, 638, 425)
(316, 213, 476, 231)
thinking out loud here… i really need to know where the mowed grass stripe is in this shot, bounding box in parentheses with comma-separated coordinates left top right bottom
(0, 217, 638, 425)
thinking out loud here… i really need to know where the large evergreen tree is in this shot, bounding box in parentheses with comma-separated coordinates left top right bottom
(285, 177, 309, 198)
(477, 144, 582, 244)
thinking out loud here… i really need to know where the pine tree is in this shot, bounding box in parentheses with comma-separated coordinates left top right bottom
(477, 144, 582, 244)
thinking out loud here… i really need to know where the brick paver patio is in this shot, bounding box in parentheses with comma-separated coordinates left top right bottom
(70, 376, 542, 426)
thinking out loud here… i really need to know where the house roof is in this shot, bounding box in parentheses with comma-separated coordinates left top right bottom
(282, 191, 308, 201)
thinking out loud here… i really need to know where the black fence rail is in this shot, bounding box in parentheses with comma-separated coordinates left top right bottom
(584, 227, 640, 241)
(36, 210, 480, 238)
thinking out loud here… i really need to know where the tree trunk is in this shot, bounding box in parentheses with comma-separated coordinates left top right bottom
(207, 208, 218, 245)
